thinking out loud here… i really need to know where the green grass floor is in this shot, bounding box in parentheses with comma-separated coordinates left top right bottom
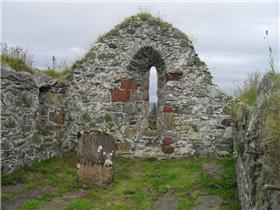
(1, 152, 240, 210)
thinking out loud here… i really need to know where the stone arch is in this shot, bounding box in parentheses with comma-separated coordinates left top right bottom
(128, 46, 165, 73)
(69, 14, 233, 157)
(125, 46, 166, 143)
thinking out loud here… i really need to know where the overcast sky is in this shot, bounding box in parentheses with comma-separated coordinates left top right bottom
(1, 1, 279, 101)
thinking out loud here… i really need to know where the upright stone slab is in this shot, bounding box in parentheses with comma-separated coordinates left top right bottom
(77, 131, 115, 187)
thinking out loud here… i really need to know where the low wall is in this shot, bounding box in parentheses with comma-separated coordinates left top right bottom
(233, 73, 280, 210)
(1, 65, 73, 173)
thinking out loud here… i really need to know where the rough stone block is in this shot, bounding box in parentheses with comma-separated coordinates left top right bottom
(49, 112, 65, 124)
(162, 136, 175, 154)
(163, 113, 176, 130)
(162, 145, 175, 154)
(163, 137, 174, 146)
(78, 164, 114, 188)
(125, 125, 138, 138)
(223, 127, 233, 139)
(175, 124, 192, 132)
(116, 139, 132, 151)
(163, 105, 180, 113)
(45, 93, 55, 105)
(166, 72, 183, 81)
(77, 131, 115, 187)
(14, 95, 33, 107)
(4, 116, 16, 128)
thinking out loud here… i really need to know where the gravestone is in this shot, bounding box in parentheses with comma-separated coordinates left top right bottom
(77, 131, 115, 187)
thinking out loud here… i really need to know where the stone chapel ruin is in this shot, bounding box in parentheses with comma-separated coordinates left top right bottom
(69, 15, 233, 159)
(1, 14, 233, 174)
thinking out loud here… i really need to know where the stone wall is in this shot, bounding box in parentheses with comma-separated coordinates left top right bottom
(233, 73, 280, 210)
(69, 15, 233, 157)
(1, 14, 234, 173)
(1, 65, 72, 173)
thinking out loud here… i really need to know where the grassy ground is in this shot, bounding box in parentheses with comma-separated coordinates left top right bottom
(1, 152, 240, 210)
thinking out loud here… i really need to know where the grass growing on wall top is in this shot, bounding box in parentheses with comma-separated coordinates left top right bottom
(1, 53, 73, 81)
(42, 68, 72, 79)
(238, 86, 258, 106)
(235, 71, 261, 106)
(97, 12, 191, 43)
(229, 71, 261, 118)
(1, 54, 35, 74)
(260, 72, 280, 206)
(229, 70, 280, 118)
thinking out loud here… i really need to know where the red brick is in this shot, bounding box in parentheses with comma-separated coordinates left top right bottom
(143, 79, 149, 90)
(163, 105, 180, 113)
(166, 72, 183, 81)
(161, 145, 175, 154)
(120, 79, 137, 90)
(111, 88, 131, 102)
(163, 137, 174, 146)
(143, 90, 149, 101)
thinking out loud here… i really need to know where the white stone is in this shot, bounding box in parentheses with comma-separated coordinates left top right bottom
(223, 127, 233, 139)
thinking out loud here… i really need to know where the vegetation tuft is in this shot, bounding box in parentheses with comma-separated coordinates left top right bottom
(229, 35, 280, 199)
(42, 68, 72, 79)
(97, 12, 191, 43)
(1, 54, 35, 74)
(1, 43, 75, 82)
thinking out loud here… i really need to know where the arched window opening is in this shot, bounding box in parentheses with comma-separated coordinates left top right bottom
(145, 66, 158, 136)
(149, 66, 158, 105)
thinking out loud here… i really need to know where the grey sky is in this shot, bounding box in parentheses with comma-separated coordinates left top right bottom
(1, 1, 279, 101)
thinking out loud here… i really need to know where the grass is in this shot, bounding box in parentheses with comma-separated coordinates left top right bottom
(235, 71, 261, 106)
(229, 71, 261, 118)
(97, 12, 191, 43)
(66, 199, 93, 210)
(42, 68, 72, 79)
(73, 156, 239, 210)
(1, 152, 79, 210)
(262, 74, 280, 183)
(1, 193, 14, 201)
(238, 86, 257, 106)
(267, 70, 280, 88)
(1, 54, 35, 74)
(230, 70, 279, 115)
(1, 53, 73, 81)
(1, 152, 240, 210)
